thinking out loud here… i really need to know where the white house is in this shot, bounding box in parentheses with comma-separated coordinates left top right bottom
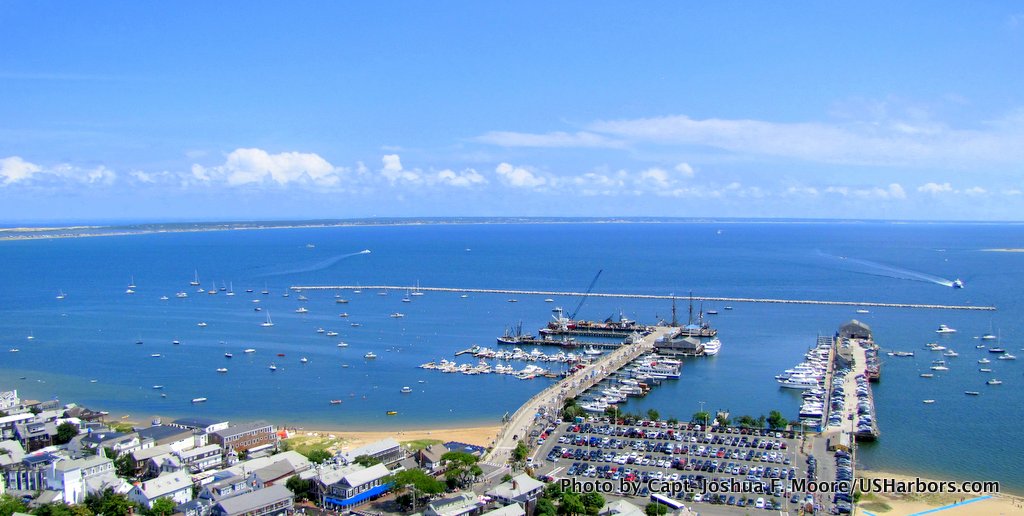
(46, 455, 125, 504)
(127, 470, 194, 508)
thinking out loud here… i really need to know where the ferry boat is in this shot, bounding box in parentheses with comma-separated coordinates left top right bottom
(935, 325, 957, 334)
(702, 338, 722, 356)
(778, 377, 820, 389)
(400, 386, 412, 393)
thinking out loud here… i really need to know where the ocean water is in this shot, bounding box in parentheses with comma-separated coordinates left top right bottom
(1, 222, 1022, 492)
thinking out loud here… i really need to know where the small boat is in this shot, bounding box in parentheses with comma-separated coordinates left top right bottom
(135, 338, 144, 345)
(216, 368, 228, 373)
(952, 278, 964, 288)
(89, 379, 97, 383)
(191, 397, 207, 403)
(336, 298, 349, 304)
(175, 291, 188, 298)
(364, 352, 377, 359)
(460, 294, 469, 298)
(930, 360, 949, 371)
(226, 283, 235, 296)
(150, 353, 161, 358)
(300, 357, 308, 363)
(378, 291, 388, 296)
(943, 350, 959, 357)
(855, 309, 870, 314)
(339, 312, 349, 317)
(390, 313, 405, 318)
(160, 393, 166, 398)
(997, 353, 1017, 360)
(401, 296, 411, 303)
(268, 364, 277, 371)
(978, 358, 991, 364)
(160, 295, 169, 301)
(125, 288, 135, 294)
(724, 306, 733, 310)
(197, 322, 208, 327)
(246, 288, 254, 293)
(920, 373, 934, 378)
(400, 386, 412, 393)
(277, 353, 286, 357)
(296, 307, 309, 314)
(224, 352, 233, 358)
(152, 385, 163, 389)
(26, 332, 34, 340)
(172, 340, 180, 345)
(244, 348, 256, 353)
(326, 331, 338, 337)
(8, 349, 18, 353)
(337, 341, 349, 347)
(935, 325, 957, 334)
(544, 298, 554, 303)
(964, 391, 980, 396)
(980, 368, 993, 372)
(255, 307, 262, 312)
(316, 327, 325, 333)
(386, 411, 398, 415)
(986, 379, 1003, 385)
(411, 281, 425, 296)
(329, 400, 342, 405)
(507, 299, 518, 303)
(350, 322, 361, 327)
(706, 309, 718, 315)
(923, 399, 935, 404)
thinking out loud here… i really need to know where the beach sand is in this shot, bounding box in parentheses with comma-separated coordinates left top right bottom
(858, 470, 1024, 515)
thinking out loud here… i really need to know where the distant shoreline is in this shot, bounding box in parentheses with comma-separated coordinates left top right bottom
(3, 217, 1023, 242)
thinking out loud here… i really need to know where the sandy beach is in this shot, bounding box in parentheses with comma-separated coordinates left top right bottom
(858, 470, 1024, 515)
(291, 425, 501, 451)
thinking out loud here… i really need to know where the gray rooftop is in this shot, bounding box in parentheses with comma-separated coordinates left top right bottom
(137, 425, 194, 442)
(171, 417, 226, 429)
(215, 484, 292, 515)
(211, 421, 273, 439)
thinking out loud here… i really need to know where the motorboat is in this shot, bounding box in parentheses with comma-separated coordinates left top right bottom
(364, 352, 377, 359)
(920, 373, 934, 378)
(923, 400, 935, 404)
(337, 341, 349, 347)
(224, 352, 233, 358)
(244, 348, 256, 353)
(980, 368, 992, 372)
(191, 397, 207, 403)
(987, 379, 1003, 385)
(296, 307, 309, 314)
(400, 386, 412, 393)
(330, 400, 342, 405)
(952, 278, 964, 288)
(943, 350, 959, 357)
(197, 322, 208, 327)
(268, 364, 277, 371)
(935, 325, 957, 334)
(300, 357, 308, 363)
(216, 368, 228, 373)
(978, 358, 990, 364)
(930, 360, 949, 371)
(390, 313, 405, 318)
(702, 338, 722, 356)
(965, 391, 980, 396)
(997, 353, 1017, 360)
(326, 331, 338, 337)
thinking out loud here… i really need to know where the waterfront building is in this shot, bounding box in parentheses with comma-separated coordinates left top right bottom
(338, 438, 405, 468)
(127, 470, 193, 509)
(208, 422, 277, 454)
(314, 462, 392, 510)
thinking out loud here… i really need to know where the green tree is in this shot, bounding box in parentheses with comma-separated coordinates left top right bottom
(0, 495, 28, 516)
(353, 454, 381, 467)
(441, 451, 482, 488)
(304, 449, 332, 464)
(766, 410, 788, 430)
(646, 409, 659, 421)
(32, 502, 78, 516)
(736, 415, 758, 428)
(148, 498, 176, 516)
(558, 492, 586, 516)
(757, 415, 766, 428)
(536, 498, 557, 516)
(84, 490, 135, 516)
(384, 469, 444, 511)
(715, 413, 731, 427)
(285, 475, 311, 502)
(562, 405, 584, 422)
(501, 473, 513, 483)
(113, 453, 134, 478)
(512, 441, 529, 465)
(645, 502, 668, 516)
(666, 417, 678, 425)
(580, 492, 605, 515)
(691, 411, 710, 425)
(54, 423, 80, 446)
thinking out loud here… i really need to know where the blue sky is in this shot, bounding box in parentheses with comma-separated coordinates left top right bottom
(1, 2, 1023, 222)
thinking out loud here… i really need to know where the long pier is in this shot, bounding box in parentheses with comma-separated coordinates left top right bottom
(291, 285, 996, 311)
(483, 326, 673, 464)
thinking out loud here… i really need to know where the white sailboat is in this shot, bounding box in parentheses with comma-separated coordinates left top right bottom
(190, 270, 201, 286)
(261, 312, 274, 327)
(56, 290, 66, 300)
(411, 281, 425, 296)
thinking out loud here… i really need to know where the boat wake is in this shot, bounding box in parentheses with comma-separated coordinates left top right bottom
(817, 251, 957, 287)
(257, 249, 371, 277)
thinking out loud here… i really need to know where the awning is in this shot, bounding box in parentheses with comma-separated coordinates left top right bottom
(325, 483, 392, 507)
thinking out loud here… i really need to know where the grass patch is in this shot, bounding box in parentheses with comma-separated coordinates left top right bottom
(401, 439, 443, 451)
(860, 501, 892, 512)
(282, 434, 342, 456)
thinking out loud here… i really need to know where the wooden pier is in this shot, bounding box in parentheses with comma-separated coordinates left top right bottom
(290, 285, 996, 311)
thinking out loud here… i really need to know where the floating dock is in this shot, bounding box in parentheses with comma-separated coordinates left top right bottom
(290, 285, 996, 311)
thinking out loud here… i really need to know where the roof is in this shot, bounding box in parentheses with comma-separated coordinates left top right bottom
(486, 474, 544, 501)
(132, 444, 173, 462)
(0, 413, 34, 425)
(426, 493, 481, 516)
(22, 451, 58, 467)
(137, 425, 194, 442)
(252, 460, 297, 483)
(420, 444, 447, 463)
(316, 463, 363, 486)
(341, 463, 390, 488)
(224, 451, 310, 478)
(212, 421, 273, 440)
(171, 417, 225, 429)
(444, 441, 485, 455)
(54, 455, 111, 473)
(215, 484, 292, 515)
(81, 431, 129, 444)
(0, 440, 26, 466)
(136, 470, 192, 499)
(603, 500, 644, 516)
(179, 444, 221, 460)
(340, 438, 399, 462)
(483, 504, 526, 516)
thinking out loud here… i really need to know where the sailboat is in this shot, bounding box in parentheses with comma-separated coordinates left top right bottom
(411, 281, 425, 296)
(190, 270, 201, 286)
(261, 312, 274, 327)
(56, 290, 66, 300)
(226, 282, 235, 296)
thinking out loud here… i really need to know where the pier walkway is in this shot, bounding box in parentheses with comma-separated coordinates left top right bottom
(290, 285, 995, 311)
(483, 326, 675, 464)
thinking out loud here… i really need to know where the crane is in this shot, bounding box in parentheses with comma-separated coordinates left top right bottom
(569, 270, 603, 320)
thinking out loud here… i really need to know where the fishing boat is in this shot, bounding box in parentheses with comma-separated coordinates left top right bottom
(400, 386, 412, 393)
(216, 368, 228, 373)
(386, 411, 398, 415)
(987, 379, 1003, 385)
(935, 325, 957, 334)
(261, 312, 274, 327)
(364, 352, 377, 359)
(191, 397, 207, 403)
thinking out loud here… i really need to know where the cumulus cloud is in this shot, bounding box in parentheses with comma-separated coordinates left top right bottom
(917, 182, 954, 195)
(0, 156, 116, 187)
(496, 162, 546, 188)
(191, 148, 341, 187)
(380, 154, 422, 185)
(434, 168, 486, 187)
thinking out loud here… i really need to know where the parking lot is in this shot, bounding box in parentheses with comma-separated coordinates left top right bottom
(530, 418, 837, 514)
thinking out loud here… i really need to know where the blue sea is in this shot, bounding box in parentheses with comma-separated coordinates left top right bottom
(1, 222, 1023, 492)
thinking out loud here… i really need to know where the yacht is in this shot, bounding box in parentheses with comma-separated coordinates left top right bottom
(364, 352, 377, 359)
(930, 360, 949, 371)
(988, 347, 1006, 353)
(216, 368, 228, 373)
(296, 307, 309, 314)
(981, 332, 997, 341)
(702, 338, 722, 356)
(226, 283, 235, 296)
(190, 270, 201, 286)
(583, 346, 602, 356)
(55, 290, 66, 300)
(935, 325, 957, 334)
(778, 377, 819, 389)
(997, 353, 1017, 360)
(401, 386, 413, 393)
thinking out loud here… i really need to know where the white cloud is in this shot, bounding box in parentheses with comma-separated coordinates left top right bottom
(917, 182, 954, 195)
(0, 156, 42, 185)
(475, 131, 625, 149)
(380, 154, 422, 185)
(191, 148, 341, 187)
(434, 168, 486, 187)
(674, 163, 695, 178)
(825, 183, 906, 200)
(495, 162, 546, 188)
(638, 168, 671, 189)
(785, 186, 820, 197)
(963, 186, 987, 196)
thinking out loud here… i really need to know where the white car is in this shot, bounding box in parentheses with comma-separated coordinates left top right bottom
(755, 497, 765, 509)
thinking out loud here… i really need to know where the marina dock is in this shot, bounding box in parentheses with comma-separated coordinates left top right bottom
(290, 285, 996, 311)
(483, 326, 675, 464)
